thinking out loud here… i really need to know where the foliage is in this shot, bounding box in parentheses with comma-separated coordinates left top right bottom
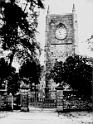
(50, 55, 92, 96)
(0, 57, 20, 95)
(7, 73, 20, 95)
(49, 61, 64, 84)
(0, 0, 44, 65)
(19, 59, 41, 85)
(0, 58, 15, 88)
(64, 55, 92, 95)
(0, 0, 44, 93)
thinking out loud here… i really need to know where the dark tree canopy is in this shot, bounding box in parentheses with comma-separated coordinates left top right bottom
(49, 61, 64, 84)
(0, 0, 44, 94)
(19, 59, 41, 84)
(0, 0, 44, 66)
(0, 58, 16, 88)
(64, 55, 92, 95)
(50, 55, 92, 96)
(7, 73, 20, 95)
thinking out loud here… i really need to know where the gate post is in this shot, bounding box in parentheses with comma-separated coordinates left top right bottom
(20, 82, 30, 112)
(7, 93, 13, 110)
(56, 84, 64, 112)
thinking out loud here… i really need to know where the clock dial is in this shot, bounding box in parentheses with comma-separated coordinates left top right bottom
(55, 24, 67, 40)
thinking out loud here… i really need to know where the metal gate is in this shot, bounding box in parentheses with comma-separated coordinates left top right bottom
(29, 91, 57, 110)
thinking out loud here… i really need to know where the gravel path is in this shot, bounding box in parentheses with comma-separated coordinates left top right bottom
(0, 110, 93, 124)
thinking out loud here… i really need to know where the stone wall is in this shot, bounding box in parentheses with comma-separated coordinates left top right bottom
(63, 91, 92, 111)
(0, 92, 13, 111)
(0, 94, 7, 110)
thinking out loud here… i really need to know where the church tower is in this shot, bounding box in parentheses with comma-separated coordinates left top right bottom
(45, 4, 78, 89)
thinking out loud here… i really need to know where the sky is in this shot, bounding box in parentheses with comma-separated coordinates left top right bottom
(38, 0, 93, 65)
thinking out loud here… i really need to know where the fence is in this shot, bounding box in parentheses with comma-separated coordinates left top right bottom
(29, 91, 57, 109)
(0, 90, 92, 111)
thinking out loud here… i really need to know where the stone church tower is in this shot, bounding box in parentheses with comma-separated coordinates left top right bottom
(45, 4, 78, 89)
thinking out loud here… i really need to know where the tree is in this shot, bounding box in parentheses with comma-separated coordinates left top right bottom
(7, 72, 20, 95)
(64, 55, 92, 95)
(0, 0, 44, 66)
(0, 58, 16, 89)
(19, 59, 41, 86)
(50, 61, 64, 84)
(50, 55, 92, 96)
(0, 57, 20, 95)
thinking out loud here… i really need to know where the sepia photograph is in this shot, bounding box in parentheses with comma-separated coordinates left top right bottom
(0, 0, 93, 124)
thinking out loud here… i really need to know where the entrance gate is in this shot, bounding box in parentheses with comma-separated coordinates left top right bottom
(29, 91, 57, 110)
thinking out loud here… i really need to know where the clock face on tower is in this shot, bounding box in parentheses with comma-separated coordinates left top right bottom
(55, 23, 67, 40)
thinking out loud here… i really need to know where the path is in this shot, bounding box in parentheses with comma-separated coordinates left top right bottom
(0, 110, 93, 124)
